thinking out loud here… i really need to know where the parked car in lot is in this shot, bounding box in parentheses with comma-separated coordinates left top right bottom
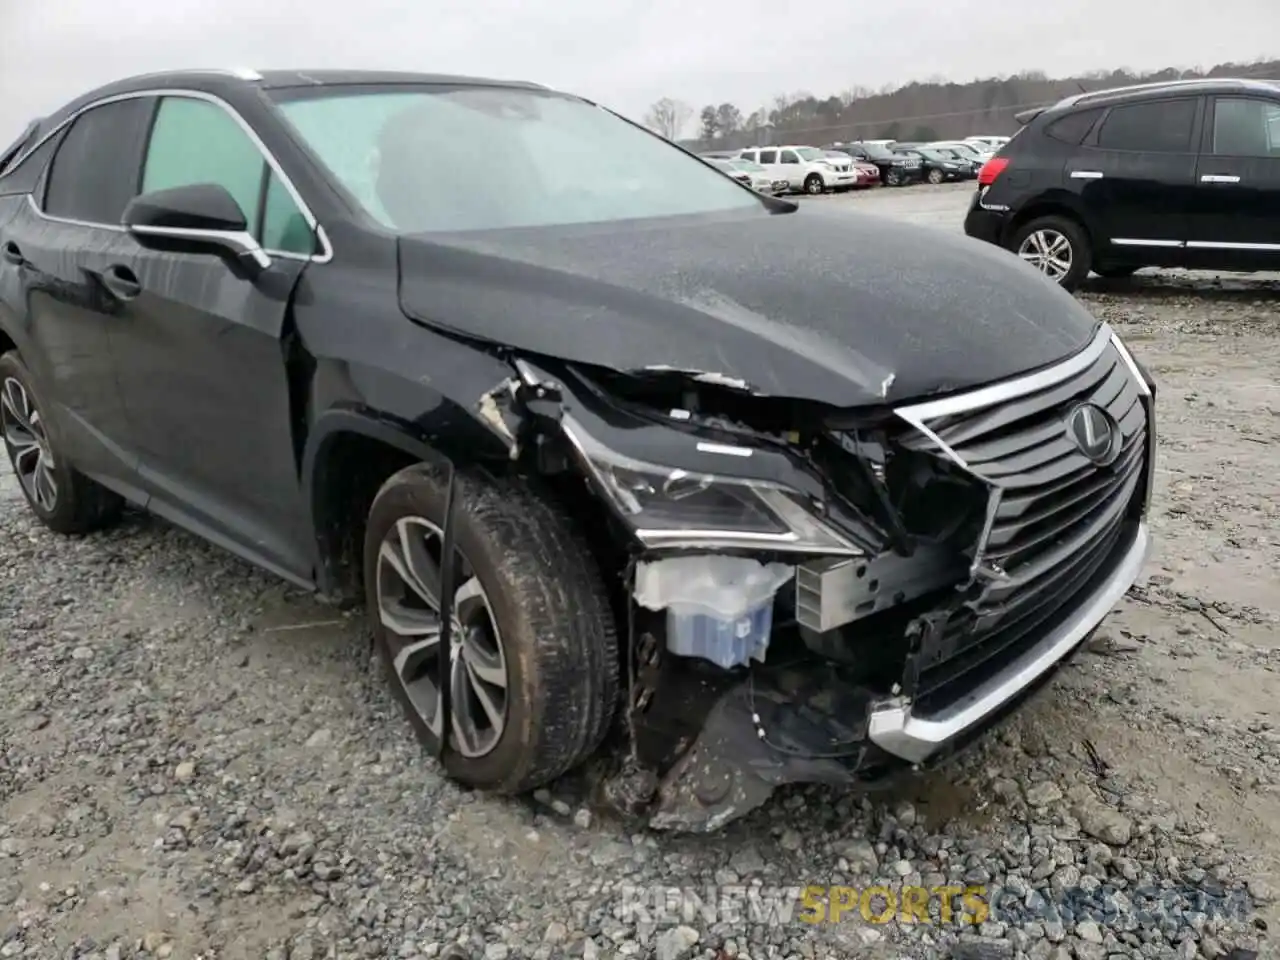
(728, 157, 790, 195)
(735, 144, 858, 194)
(896, 146, 975, 183)
(822, 150, 881, 188)
(965, 135, 1011, 151)
(705, 156, 758, 189)
(830, 140, 924, 186)
(964, 77, 1280, 289)
(0, 68, 1156, 833)
(929, 140, 993, 164)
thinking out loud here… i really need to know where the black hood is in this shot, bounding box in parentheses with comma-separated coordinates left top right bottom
(396, 205, 1099, 407)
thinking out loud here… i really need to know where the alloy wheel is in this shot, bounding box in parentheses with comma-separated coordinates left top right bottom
(1, 377, 57, 512)
(1017, 229, 1073, 282)
(806, 177, 824, 194)
(376, 516, 509, 757)
(928, 169, 944, 184)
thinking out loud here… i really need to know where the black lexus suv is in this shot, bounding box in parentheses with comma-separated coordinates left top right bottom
(0, 69, 1156, 832)
(964, 77, 1280, 290)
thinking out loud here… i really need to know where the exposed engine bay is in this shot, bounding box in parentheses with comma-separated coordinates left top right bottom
(474, 324, 1154, 832)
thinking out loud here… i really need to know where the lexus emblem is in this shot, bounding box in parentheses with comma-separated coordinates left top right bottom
(1066, 403, 1120, 465)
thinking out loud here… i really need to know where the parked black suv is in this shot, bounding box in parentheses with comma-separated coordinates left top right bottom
(0, 69, 1155, 832)
(826, 141, 924, 186)
(964, 77, 1280, 290)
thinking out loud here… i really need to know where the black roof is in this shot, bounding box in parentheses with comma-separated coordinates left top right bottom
(25, 68, 552, 142)
(1052, 76, 1280, 112)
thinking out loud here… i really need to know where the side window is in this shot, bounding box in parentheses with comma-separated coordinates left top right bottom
(0, 135, 60, 198)
(780, 150, 800, 164)
(44, 99, 155, 223)
(142, 97, 314, 255)
(1211, 98, 1280, 157)
(1045, 108, 1103, 145)
(1095, 99, 1197, 153)
(758, 150, 778, 164)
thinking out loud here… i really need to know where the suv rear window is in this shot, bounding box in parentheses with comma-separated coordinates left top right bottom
(1045, 108, 1103, 145)
(1095, 99, 1197, 153)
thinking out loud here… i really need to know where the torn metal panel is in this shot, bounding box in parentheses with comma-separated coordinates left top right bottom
(647, 664, 875, 832)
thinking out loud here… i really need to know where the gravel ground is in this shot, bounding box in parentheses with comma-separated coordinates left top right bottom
(2, 185, 1278, 960)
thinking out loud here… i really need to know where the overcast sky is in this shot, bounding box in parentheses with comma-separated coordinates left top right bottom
(1, 0, 1275, 145)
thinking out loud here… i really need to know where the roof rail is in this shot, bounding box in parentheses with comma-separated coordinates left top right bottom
(1070, 76, 1231, 105)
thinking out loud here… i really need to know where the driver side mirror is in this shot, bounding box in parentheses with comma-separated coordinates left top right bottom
(123, 183, 272, 276)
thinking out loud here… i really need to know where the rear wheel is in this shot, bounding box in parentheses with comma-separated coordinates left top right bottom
(803, 174, 825, 195)
(1008, 215, 1092, 291)
(364, 465, 619, 794)
(0, 351, 124, 535)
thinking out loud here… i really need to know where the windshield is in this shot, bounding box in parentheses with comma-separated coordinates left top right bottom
(794, 147, 825, 161)
(862, 143, 895, 159)
(730, 159, 765, 173)
(271, 85, 761, 232)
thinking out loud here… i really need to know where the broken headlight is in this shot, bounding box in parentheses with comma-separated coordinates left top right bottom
(563, 418, 862, 555)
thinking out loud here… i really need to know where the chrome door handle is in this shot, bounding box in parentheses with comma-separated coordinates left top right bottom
(1201, 174, 1241, 183)
(1070, 170, 1104, 179)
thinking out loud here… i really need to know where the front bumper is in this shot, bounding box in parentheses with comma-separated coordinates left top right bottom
(867, 521, 1150, 763)
(644, 325, 1156, 832)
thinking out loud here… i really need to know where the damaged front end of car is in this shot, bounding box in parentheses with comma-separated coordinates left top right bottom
(474, 323, 1156, 833)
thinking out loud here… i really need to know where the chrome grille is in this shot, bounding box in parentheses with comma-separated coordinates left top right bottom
(894, 328, 1151, 712)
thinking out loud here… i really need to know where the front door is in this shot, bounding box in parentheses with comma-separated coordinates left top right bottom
(1070, 96, 1201, 260)
(107, 93, 321, 583)
(1185, 95, 1280, 267)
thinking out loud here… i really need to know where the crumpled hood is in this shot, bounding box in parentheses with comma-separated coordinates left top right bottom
(396, 205, 1099, 407)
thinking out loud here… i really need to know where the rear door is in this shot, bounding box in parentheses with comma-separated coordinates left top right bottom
(754, 148, 783, 184)
(777, 149, 805, 188)
(0, 98, 156, 500)
(1186, 95, 1280, 263)
(105, 93, 320, 581)
(1071, 96, 1202, 254)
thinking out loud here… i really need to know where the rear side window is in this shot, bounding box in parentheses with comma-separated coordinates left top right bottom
(1095, 99, 1197, 153)
(142, 96, 314, 255)
(44, 98, 155, 223)
(1210, 98, 1280, 156)
(758, 149, 777, 163)
(0, 136, 60, 197)
(1045, 108, 1103, 145)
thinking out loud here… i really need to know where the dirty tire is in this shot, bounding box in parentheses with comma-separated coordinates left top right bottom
(0, 351, 124, 535)
(927, 168, 944, 184)
(803, 173, 825, 195)
(363, 464, 619, 794)
(884, 169, 902, 187)
(1008, 214, 1093, 291)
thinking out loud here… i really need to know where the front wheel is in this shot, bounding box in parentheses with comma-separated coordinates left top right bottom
(0, 351, 124, 535)
(884, 169, 902, 187)
(363, 465, 619, 795)
(1008, 215, 1092, 291)
(926, 168, 944, 185)
(803, 174, 825, 195)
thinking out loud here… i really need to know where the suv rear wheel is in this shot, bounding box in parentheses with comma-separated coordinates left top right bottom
(363, 464, 619, 794)
(1009, 215, 1092, 291)
(0, 351, 124, 535)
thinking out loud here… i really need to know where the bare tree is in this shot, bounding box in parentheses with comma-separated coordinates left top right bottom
(644, 98, 693, 140)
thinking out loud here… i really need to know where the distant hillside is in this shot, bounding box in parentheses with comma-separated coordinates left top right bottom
(666, 58, 1280, 151)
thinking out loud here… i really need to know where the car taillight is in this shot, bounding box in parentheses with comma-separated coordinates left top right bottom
(978, 157, 1009, 186)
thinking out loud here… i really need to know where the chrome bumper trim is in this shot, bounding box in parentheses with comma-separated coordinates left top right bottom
(868, 520, 1151, 764)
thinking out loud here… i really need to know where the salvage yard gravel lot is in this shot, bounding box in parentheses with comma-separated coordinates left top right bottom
(1, 182, 1277, 960)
